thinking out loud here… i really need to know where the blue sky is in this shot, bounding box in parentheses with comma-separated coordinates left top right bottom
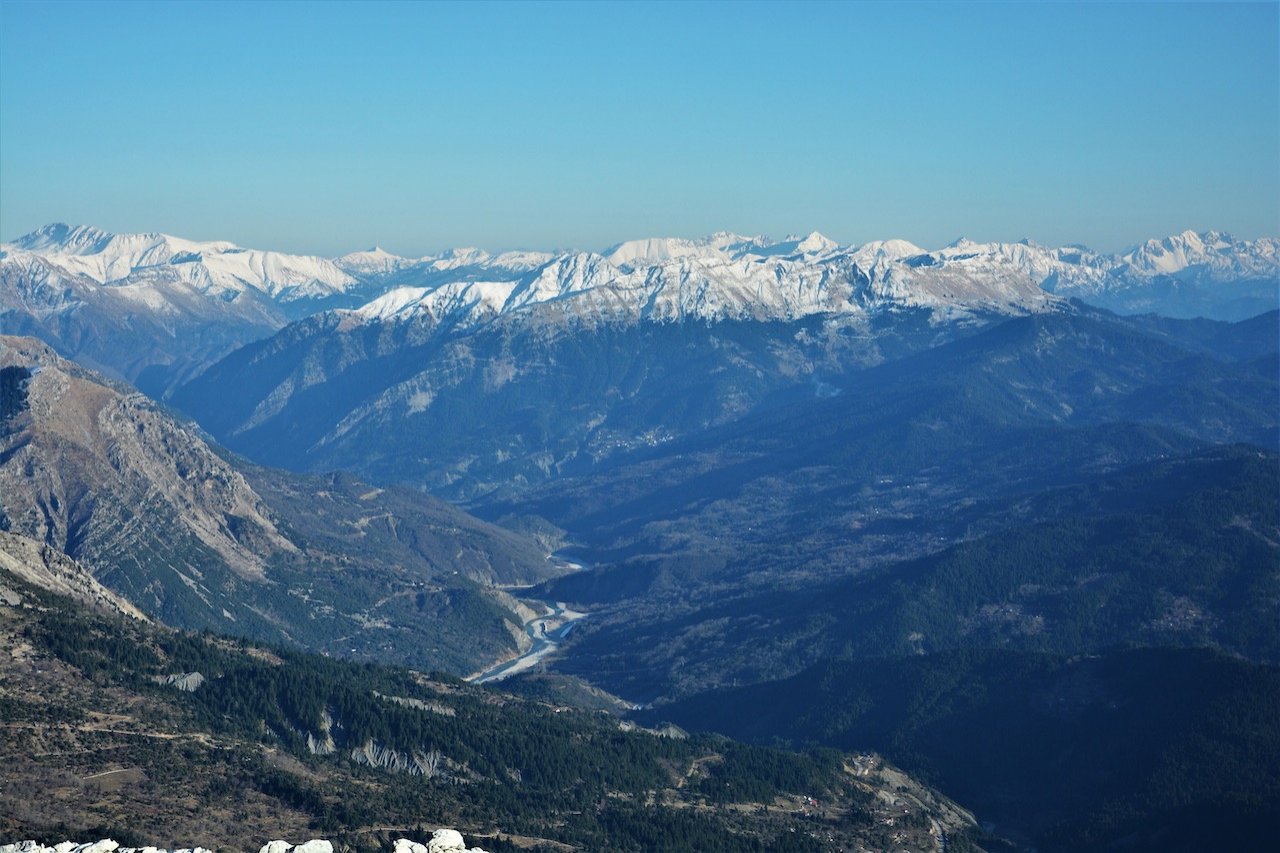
(1, 0, 1276, 256)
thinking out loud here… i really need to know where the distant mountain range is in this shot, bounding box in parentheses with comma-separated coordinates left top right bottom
(7, 223, 1277, 321)
(3, 223, 1276, 394)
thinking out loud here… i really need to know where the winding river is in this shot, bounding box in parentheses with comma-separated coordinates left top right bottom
(468, 552, 592, 684)
(468, 599, 588, 684)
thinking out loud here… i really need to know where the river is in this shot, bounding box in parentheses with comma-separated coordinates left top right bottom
(468, 598, 588, 684)
(467, 552, 591, 684)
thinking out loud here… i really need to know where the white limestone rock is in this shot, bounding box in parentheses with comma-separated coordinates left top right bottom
(291, 843, 332, 853)
(255, 842, 330, 853)
(427, 830, 466, 853)
(393, 841, 427, 853)
(4, 839, 484, 853)
(74, 843, 117, 853)
(424, 828, 489, 853)
(0, 834, 134, 852)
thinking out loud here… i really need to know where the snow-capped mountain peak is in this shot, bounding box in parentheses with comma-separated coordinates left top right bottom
(750, 231, 842, 259)
(6, 224, 1277, 348)
(849, 238, 925, 265)
(603, 236, 716, 269)
(351, 280, 520, 325)
(12, 222, 117, 254)
(1117, 229, 1279, 285)
(7, 223, 1273, 406)
(793, 231, 839, 255)
(5, 223, 357, 302)
(334, 246, 416, 277)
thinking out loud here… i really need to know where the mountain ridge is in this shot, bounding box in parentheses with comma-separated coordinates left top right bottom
(7, 223, 1275, 325)
(5, 223, 1274, 395)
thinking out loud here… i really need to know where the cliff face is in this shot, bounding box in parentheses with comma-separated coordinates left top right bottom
(0, 336, 549, 674)
(0, 335, 293, 604)
(0, 530, 145, 620)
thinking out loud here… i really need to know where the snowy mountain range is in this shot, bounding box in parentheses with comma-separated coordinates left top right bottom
(2, 223, 1276, 393)
(6, 223, 358, 303)
(7, 222, 1275, 323)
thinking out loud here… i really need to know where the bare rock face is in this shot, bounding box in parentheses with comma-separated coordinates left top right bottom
(0, 843, 212, 853)
(156, 671, 205, 692)
(270, 843, 331, 853)
(0, 336, 293, 577)
(0, 336, 298, 630)
(0, 835, 490, 853)
(395, 831, 491, 853)
(350, 740, 451, 779)
(0, 529, 146, 619)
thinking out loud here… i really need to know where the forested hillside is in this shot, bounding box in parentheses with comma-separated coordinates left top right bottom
(0, 564, 985, 853)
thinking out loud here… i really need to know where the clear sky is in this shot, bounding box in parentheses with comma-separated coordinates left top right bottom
(1, 0, 1276, 256)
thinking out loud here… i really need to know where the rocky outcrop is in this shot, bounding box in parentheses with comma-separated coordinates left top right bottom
(154, 672, 205, 692)
(0, 842, 211, 853)
(0, 834, 491, 853)
(303, 709, 336, 756)
(0, 530, 146, 620)
(394, 831, 490, 853)
(374, 691, 456, 716)
(350, 740, 450, 779)
(0, 336, 294, 587)
(257, 843, 331, 853)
